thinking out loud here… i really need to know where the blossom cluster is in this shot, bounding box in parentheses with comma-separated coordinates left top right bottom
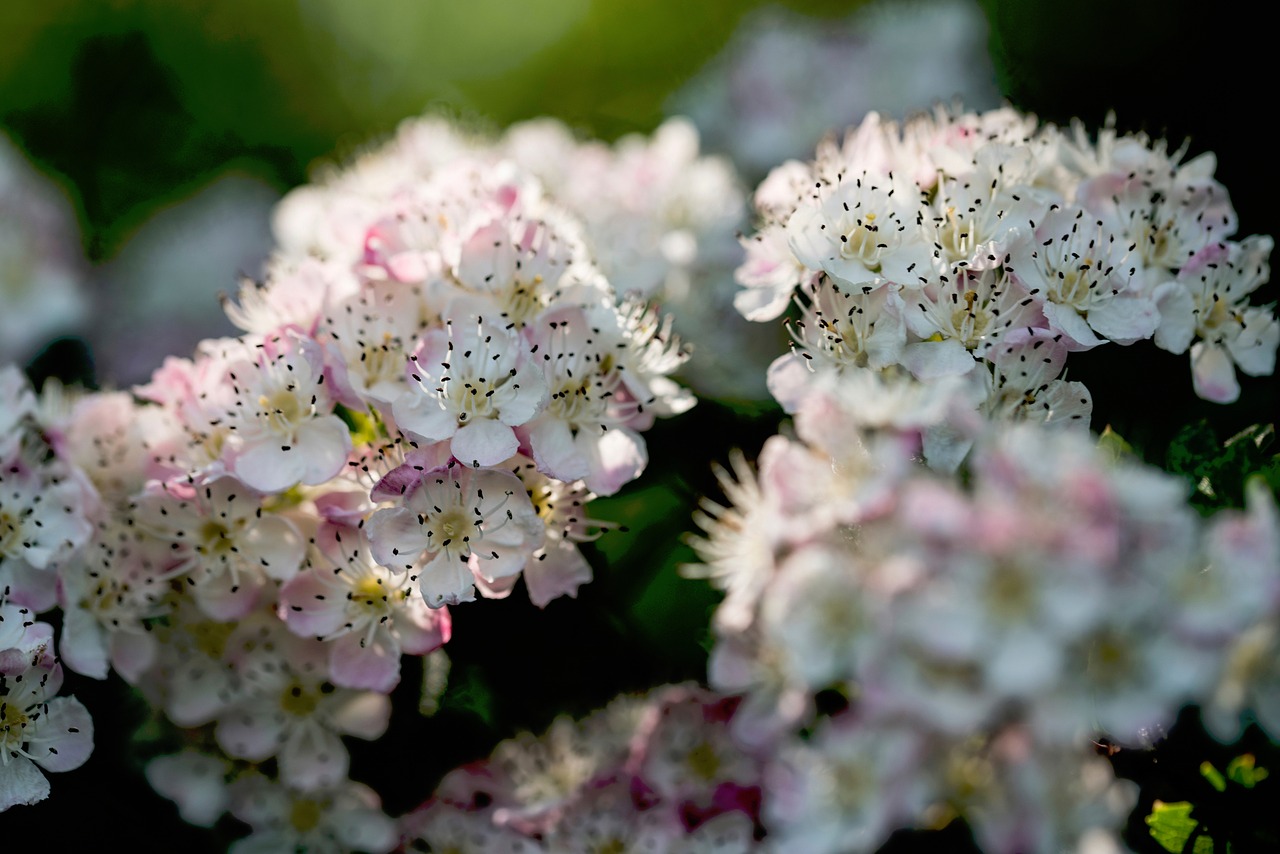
(698, 398, 1280, 850)
(273, 115, 765, 401)
(0, 368, 95, 809)
(403, 683, 768, 853)
(1, 114, 706, 827)
(683, 105, 1280, 850)
(737, 106, 1278, 449)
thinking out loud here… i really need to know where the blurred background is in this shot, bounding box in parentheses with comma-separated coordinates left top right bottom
(2, 0, 1275, 849)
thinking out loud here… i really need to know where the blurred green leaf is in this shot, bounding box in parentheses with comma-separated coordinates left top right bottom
(1165, 421, 1277, 513)
(1146, 800, 1218, 854)
(1226, 754, 1269, 789)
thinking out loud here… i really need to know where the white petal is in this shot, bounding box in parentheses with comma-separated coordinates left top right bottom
(900, 339, 976, 380)
(29, 697, 94, 773)
(392, 388, 459, 443)
(59, 607, 109, 680)
(1152, 281, 1195, 354)
(366, 507, 431, 570)
(523, 541, 593, 608)
(1086, 294, 1159, 345)
(1227, 308, 1279, 376)
(0, 757, 50, 811)
(451, 419, 519, 468)
(280, 725, 348, 790)
(1042, 300, 1102, 350)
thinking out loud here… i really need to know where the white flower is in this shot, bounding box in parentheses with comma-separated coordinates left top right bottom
(222, 331, 352, 492)
(1154, 236, 1277, 403)
(1006, 206, 1157, 349)
(367, 463, 543, 608)
(0, 657, 94, 812)
(394, 313, 547, 467)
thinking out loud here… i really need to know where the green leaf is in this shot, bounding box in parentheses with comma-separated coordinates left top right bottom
(1200, 760, 1227, 793)
(1226, 753, 1269, 788)
(1165, 421, 1278, 512)
(1146, 801, 1217, 854)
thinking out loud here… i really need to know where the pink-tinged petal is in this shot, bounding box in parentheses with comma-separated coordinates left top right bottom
(900, 339, 976, 380)
(386, 250, 430, 283)
(313, 490, 372, 526)
(1041, 301, 1102, 350)
(366, 507, 431, 570)
(242, 515, 306, 581)
(28, 697, 93, 772)
(215, 705, 285, 761)
(0, 757, 50, 811)
(395, 601, 451, 655)
(472, 571, 519, 599)
(279, 571, 348, 638)
(1087, 294, 1159, 345)
(369, 446, 453, 501)
(193, 573, 265, 622)
(59, 608, 109, 680)
(328, 691, 392, 740)
(451, 419, 519, 468)
(1191, 341, 1240, 403)
(523, 541, 593, 608)
(329, 630, 401, 694)
(0, 560, 59, 612)
(145, 750, 231, 827)
(765, 353, 815, 414)
(109, 631, 157, 684)
(392, 388, 459, 443)
(280, 726, 348, 790)
(528, 417, 589, 483)
(1153, 280, 1196, 354)
(0, 615, 54, 674)
(583, 427, 647, 497)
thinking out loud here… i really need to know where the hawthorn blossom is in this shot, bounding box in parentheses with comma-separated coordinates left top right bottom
(279, 522, 450, 692)
(221, 330, 352, 493)
(1154, 236, 1279, 402)
(393, 313, 547, 467)
(226, 772, 398, 854)
(1005, 206, 1157, 349)
(214, 615, 391, 791)
(0, 640, 94, 812)
(367, 463, 544, 607)
(133, 475, 305, 620)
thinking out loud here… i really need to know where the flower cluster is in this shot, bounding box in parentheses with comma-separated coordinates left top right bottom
(403, 683, 768, 853)
(0, 116, 700, 833)
(0, 367, 95, 809)
(272, 114, 766, 401)
(737, 106, 1278, 439)
(695, 401, 1280, 850)
(662, 105, 1280, 850)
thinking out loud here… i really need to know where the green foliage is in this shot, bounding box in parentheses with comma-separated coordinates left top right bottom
(1165, 421, 1277, 513)
(1225, 754, 1269, 789)
(1146, 801, 1219, 854)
